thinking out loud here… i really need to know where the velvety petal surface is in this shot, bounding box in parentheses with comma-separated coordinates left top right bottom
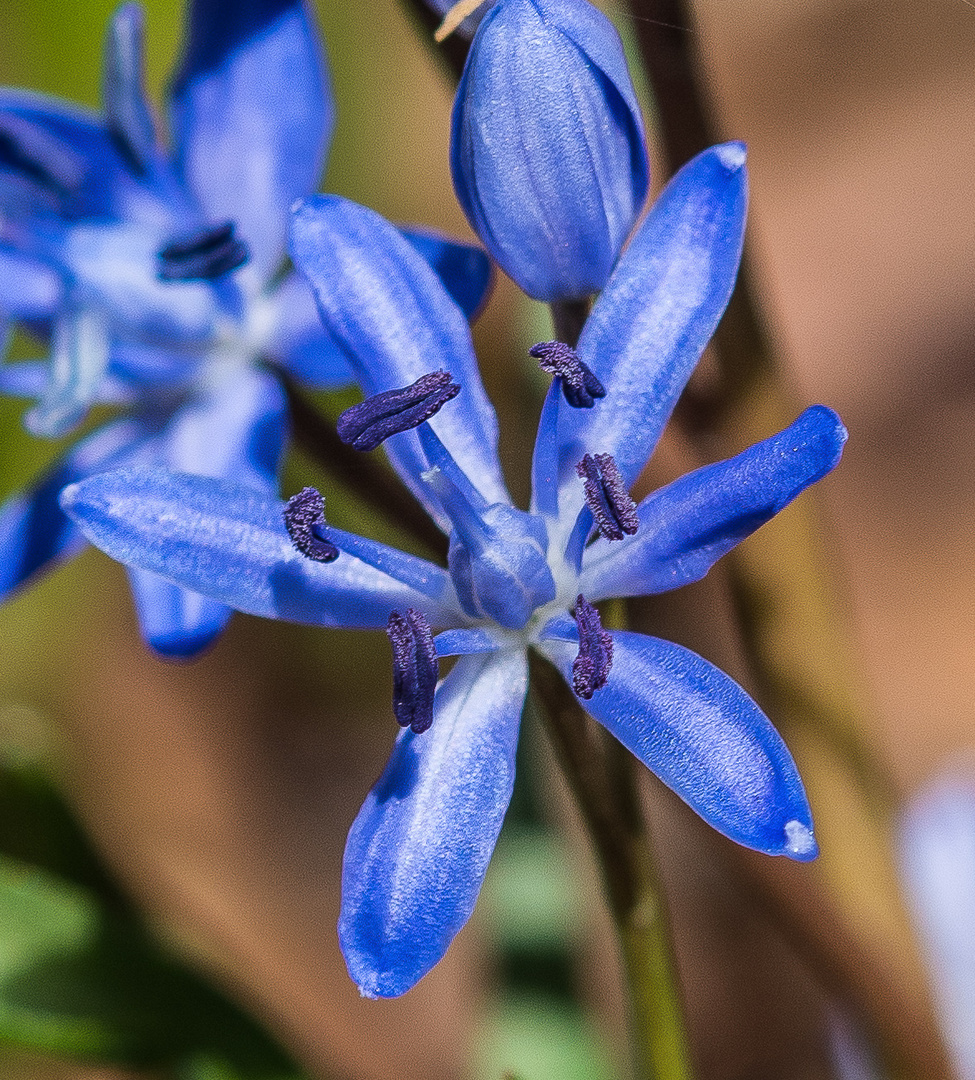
(290, 196, 508, 525)
(60, 468, 462, 629)
(451, 0, 648, 301)
(339, 649, 527, 997)
(538, 630, 817, 859)
(169, 0, 332, 277)
(555, 143, 748, 521)
(580, 406, 848, 600)
(899, 769, 975, 1080)
(0, 417, 149, 598)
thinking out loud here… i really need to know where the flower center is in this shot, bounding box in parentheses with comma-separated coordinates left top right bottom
(157, 221, 250, 282)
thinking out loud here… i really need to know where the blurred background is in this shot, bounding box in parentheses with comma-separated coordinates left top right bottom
(0, 1, 973, 1078)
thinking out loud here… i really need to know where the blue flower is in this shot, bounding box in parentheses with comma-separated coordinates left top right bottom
(0, 0, 491, 656)
(451, 0, 649, 301)
(60, 144, 847, 997)
(899, 766, 975, 1080)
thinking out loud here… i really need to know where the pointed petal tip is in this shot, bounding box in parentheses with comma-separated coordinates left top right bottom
(784, 819, 819, 861)
(714, 141, 747, 172)
(58, 481, 82, 514)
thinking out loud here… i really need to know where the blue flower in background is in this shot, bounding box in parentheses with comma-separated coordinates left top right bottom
(451, 0, 649, 302)
(0, 0, 490, 656)
(899, 766, 975, 1080)
(61, 144, 847, 997)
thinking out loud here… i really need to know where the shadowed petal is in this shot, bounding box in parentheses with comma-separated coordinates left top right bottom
(60, 468, 461, 629)
(0, 89, 143, 221)
(170, 0, 332, 276)
(125, 566, 232, 659)
(555, 143, 748, 520)
(398, 227, 493, 322)
(339, 649, 526, 997)
(290, 196, 508, 525)
(156, 364, 287, 491)
(0, 417, 149, 598)
(580, 406, 848, 600)
(538, 629, 817, 859)
(265, 271, 351, 388)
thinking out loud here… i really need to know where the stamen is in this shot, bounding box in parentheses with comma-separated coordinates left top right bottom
(157, 221, 249, 281)
(572, 595, 613, 699)
(529, 341, 605, 409)
(283, 487, 339, 563)
(576, 453, 638, 540)
(337, 370, 460, 451)
(386, 609, 438, 734)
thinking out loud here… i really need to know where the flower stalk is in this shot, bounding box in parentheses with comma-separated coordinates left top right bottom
(530, 651, 694, 1080)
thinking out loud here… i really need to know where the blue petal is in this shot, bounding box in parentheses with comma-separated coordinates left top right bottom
(265, 271, 353, 388)
(580, 406, 848, 600)
(555, 143, 748, 521)
(451, 0, 648, 301)
(433, 627, 502, 656)
(113, 366, 289, 656)
(339, 649, 526, 997)
(0, 89, 137, 221)
(899, 769, 975, 1080)
(59, 468, 462, 629)
(399, 227, 493, 321)
(169, 0, 333, 277)
(155, 365, 287, 491)
(0, 360, 136, 404)
(0, 248, 63, 319)
(0, 417, 148, 599)
(538, 629, 817, 859)
(289, 196, 508, 524)
(101, 5, 164, 182)
(125, 565, 232, 658)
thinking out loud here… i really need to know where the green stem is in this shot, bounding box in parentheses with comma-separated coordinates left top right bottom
(529, 652, 694, 1080)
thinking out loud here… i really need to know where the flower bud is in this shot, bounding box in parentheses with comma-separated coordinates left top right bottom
(450, 0, 649, 302)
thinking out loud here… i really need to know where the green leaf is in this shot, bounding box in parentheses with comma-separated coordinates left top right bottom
(0, 853, 305, 1078)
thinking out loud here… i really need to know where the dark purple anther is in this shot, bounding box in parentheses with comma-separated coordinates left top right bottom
(158, 221, 249, 281)
(529, 341, 606, 409)
(576, 453, 639, 541)
(337, 370, 460, 452)
(572, 595, 613, 699)
(283, 487, 339, 563)
(386, 608, 438, 734)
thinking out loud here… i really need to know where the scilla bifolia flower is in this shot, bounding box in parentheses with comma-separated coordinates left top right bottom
(451, 0, 649, 301)
(0, 0, 489, 656)
(61, 145, 847, 997)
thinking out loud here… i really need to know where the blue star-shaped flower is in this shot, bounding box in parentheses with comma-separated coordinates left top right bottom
(60, 144, 846, 997)
(0, 0, 490, 656)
